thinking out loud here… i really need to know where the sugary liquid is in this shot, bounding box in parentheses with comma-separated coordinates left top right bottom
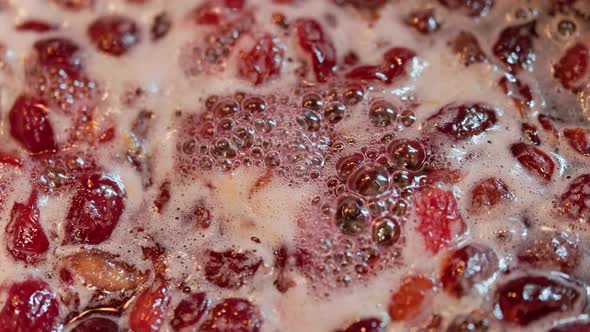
(0, 0, 589, 331)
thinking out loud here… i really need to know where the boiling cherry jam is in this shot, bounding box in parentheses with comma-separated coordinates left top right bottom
(0, 0, 589, 331)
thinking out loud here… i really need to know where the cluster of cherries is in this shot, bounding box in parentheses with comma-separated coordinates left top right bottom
(0, 0, 589, 331)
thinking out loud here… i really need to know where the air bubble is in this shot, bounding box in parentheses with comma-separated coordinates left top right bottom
(342, 84, 364, 105)
(324, 102, 346, 124)
(387, 139, 426, 171)
(336, 153, 364, 179)
(392, 170, 414, 188)
(243, 96, 267, 113)
(558, 19, 576, 37)
(297, 111, 322, 131)
(347, 163, 390, 196)
(302, 94, 324, 111)
(214, 99, 239, 118)
(334, 196, 370, 235)
(372, 217, 401, 247)
(232, 127, 254, 150)
(369, 100, 398, 127)
(182, 139, 196, 155)
(264, 151, 281, 167)
(400, 110, 416, 127)
(211, 138, 237, 159)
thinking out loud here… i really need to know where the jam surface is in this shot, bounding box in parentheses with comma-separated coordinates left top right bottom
(0, 0, 590, 331)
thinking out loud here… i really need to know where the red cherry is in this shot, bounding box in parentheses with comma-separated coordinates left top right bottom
(494, 275, 580, 326)
(347, 47, 416, 84)
(492, 21, 536, 72)
(554, 43, 588, 90)
(388, 275, 434, 321)
(64, 174, 126, 245)
(510, 143, 554, 181)
(559, 174, 590, 222)
(204, 249, 262, 289)
(88, 16, 140, 56)
(414, 188, 463, 253)
(538, 114, 557, 133)
(171, 292, 208, 330)
(9, 95, 57, 154)
(33, 37, 82, 73)
(5, 190, 49, 264)
(293, 18, 337, 82)
(198, 298, 262, 332)
(128, 279, 170, 332)
(498, 74, 533, 113)
(517, 233, 579, 273)
(190, 0, 246, 25)
(16, 20, 57, 32)
(564, 128, 590, 156)
(450, 31, 486, 66)
(438, 0, 494, 17)
(238, 34, 285, 85)
(0, 279, 59, 332)
(440, 244, 498, 297)
(471, 177, 514, 211)
(339, 318, 385, 332)
(429, 103, 497, 140)
(405, 9, 440, 35)
(71, 317, 119, 332)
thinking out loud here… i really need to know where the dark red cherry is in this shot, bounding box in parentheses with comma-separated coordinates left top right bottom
(293, 18, 336, 82)
(198, 298, 262, 332)
(33, 37, 82, 73)
(559, 174, 590, 222)
(429, 103, 497, 140)
(88, 16, 140, 56)
(171, 292, 208, 330)
(517, 233, 579, 273)
(0, 279, 59, 332)
(204, 249, 262, 289)
(64, 174, 126, 244)
(470, 178, 514, 211)
(554, 43, 588, 90)
(9, 95, 57, 154)
(492, 21, 536, 72)
(405, 9, 441, 35)
(564, 128, 590, 156)
(440, 244, 498, 297)
(238, 34, 285, 85)
(71, 317, 119, 332)
(5, 190, 49, 263)
(494, 275, 580, 326)
(510, 143, 554, 181)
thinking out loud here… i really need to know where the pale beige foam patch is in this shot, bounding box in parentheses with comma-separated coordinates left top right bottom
(207, 167, 315, 250)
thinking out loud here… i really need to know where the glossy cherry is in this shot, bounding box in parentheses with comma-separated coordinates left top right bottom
(171, 292, 208, 330)
(128, 279, 170, 332)
(238, 34, 284, 85)
(429, 103, 497, 140)
(88, 16, 140, 56)
(493, 21, 536, 72)
(5, 190, 49, 263)
(64, 174, 126, 245)
(440, 244, 498, 297)
(198, 298, 262, 332)
(204, 249, 262, 289)
(293, 18, 336, 82)
(510, 143, 554, 181)
(9, 95, 57, 154)
(0, 279, 59, 332)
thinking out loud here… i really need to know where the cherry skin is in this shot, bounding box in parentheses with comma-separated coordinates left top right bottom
(5, 190, 49, 264)
(88, 16, 140, 56)
(494, 275, 580, 326)
(0, 279, 59, 332)
(198, 298, 262, 332)
(9, 95, 57, 154)
(293, 18, 336, 83)
(64, 174, 126, 245)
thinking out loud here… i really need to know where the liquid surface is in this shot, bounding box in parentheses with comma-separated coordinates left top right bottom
(0, 0, 589, 331)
